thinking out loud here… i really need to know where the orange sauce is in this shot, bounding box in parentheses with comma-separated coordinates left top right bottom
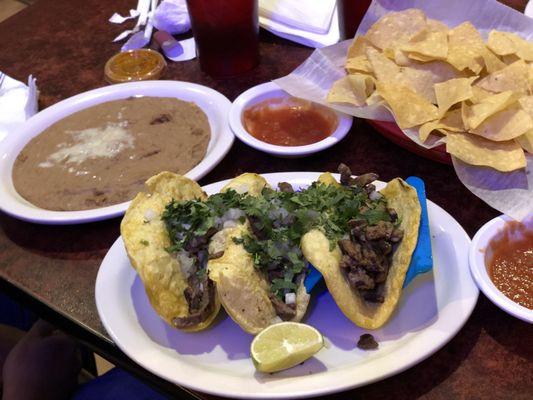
(486, 220, 533, 309)
(242, 97, 338, 146)
(104, 49, 166, 84)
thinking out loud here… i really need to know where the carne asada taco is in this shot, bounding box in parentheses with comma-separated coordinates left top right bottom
(207, 174, 310, 335)
(121, 172, 221, 332)
(301, 165, 421, 329)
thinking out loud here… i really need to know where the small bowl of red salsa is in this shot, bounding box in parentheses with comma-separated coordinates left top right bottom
(229, 82, 353, 157)
(469, 215, 533, 323)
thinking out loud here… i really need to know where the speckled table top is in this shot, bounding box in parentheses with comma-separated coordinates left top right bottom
(0, 0, 531, 398)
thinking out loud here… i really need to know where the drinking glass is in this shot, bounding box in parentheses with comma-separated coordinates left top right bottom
(338, 0, 373, 40)
(186, 0, 260, 77)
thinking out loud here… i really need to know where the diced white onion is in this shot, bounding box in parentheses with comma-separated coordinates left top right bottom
(143, 208, 157, 222)
(223, 220, 237, 229)
(369, 191, 382, 201)
(285, 292, 296, 305)
(177, 251, 195, 278)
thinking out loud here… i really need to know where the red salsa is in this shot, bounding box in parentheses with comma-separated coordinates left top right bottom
(486, 220, 533, 309)
(242, 97, 338, 146)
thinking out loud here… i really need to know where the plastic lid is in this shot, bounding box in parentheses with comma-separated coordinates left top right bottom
(104, 49, 167, 84)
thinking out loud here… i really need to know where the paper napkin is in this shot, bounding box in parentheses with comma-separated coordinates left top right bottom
(0, 74, 38, 142)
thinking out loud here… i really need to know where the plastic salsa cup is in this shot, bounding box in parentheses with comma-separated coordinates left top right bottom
(104, 49, 167, 84)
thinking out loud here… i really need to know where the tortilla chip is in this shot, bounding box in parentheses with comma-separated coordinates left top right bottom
(368, 46, 460, 103)
(301, 178, 420, 330)
(471, 105, 533, 141)
(476, 60, 529, 95)
(427, 18, 449, 34)
(419, 108, 464, 142)
(348, 73, 375, 103)
(347, 35, 370, 59)
(346, 56, 373, 74)
(488, 30, 533, 61)
(407, 53, 436, 63)
(447, 22, 486, 73)
(394, 49, 412, 66)
(481, 48, 507, 74)
(434, 77, 476, 116)
(401, 29, 448, 60)
(365, 9, 427, 51)
(518, 95, 533, 118)
(446, 132, 526, 171)
(327, 76, 365, 106)
(346, 36, 374, 74)
(502, 54, 521, 65)
(488, 30, 517, 56)
(462, 90, 517, 129)
(366, 47, 401, 81)
(365, 91, 384, 106)
(121, 172, 220, 332)
(470, 86, 494, 103)
(376, 81, 439, 128)
(515, 130, 533, 153)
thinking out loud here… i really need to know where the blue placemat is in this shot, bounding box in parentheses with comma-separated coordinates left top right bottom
(304, 176, 433, 292)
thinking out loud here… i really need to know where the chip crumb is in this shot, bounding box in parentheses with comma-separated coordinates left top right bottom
(357, 333, 379, 350)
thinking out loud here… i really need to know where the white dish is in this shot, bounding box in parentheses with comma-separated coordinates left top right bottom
(469, 215, 532, 323)
(0, 81, 233, 225)
(229, 82, 352, 157)
(95, 172, 478, 399)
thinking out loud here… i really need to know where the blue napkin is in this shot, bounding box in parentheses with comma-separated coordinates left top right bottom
(304, 176, 433, 292)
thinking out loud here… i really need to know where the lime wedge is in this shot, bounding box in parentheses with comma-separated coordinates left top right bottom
(251, 322, 324, 373)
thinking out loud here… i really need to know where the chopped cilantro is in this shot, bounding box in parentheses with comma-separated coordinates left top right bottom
(140, 240, 149, 246)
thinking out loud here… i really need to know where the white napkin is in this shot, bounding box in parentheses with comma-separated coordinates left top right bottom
(259, 5, 340, 48)
(152, 0, 190, 34)
(0, 74, 38, 142)
(260, 0, 336, 34)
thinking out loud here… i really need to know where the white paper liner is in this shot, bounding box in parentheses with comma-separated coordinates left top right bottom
(274, 0, 533, 220)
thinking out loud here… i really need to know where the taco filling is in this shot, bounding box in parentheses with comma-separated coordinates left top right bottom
(336, 164, 404, 303)
(161, 186, 308, 321)
(161, 164, 405, 324)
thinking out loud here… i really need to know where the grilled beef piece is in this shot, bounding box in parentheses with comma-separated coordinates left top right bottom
(335, 170, 402, 304)
(278, 182, 294, 193)
(172, 274, 216, 329)
(347, 267, 375, 290)
(365, 221, 394, 240)
(357, 333, 379, 350)
(338, 163, 356, 186)
(390, 228, 404, 242)
(269, 293, 296, 320)
(355, 173, 379, 188)
(339, 239, 362, 260)
(248, 215, 267, 240)
(361, 290, 384, 303)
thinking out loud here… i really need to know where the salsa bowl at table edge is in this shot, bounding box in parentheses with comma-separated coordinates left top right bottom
(229, 82, 353, 158)
(469, 214, 533, 323)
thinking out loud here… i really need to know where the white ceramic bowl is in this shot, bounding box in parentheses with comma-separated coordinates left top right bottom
(229, 82, 353, 157)
(469, 215, 533, 323)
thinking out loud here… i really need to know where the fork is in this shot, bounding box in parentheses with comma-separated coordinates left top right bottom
(0, 72, 5, 91)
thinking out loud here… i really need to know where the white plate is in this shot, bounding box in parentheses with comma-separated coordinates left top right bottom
(469, 214, 533, 323)
(95, 172, 478, 399)
(229, 82, 352, 157)
(0, 81, 234, 225)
